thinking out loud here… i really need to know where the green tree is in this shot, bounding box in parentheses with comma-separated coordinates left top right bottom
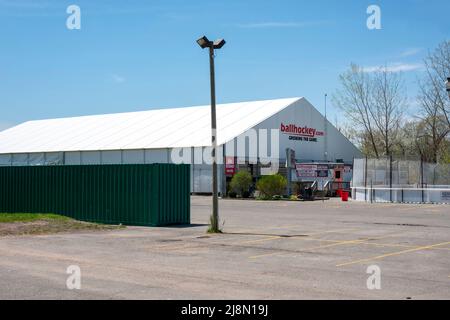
(230, 170, 253, 197)
(256, 174, 287, 198)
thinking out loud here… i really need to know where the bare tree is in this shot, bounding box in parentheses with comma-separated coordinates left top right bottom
(333, 64, 380, 157)
(333, 64, 406, 157)
(416, 40, 450, 163)
(422, 40, 450, 129)
(414, 116, 449, 163)
(334, 42, 449, 161)
(372, 67, 406, 156)
(395, 121, 420, 158)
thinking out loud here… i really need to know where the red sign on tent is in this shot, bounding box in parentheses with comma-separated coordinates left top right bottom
(225, 157, 236, 176)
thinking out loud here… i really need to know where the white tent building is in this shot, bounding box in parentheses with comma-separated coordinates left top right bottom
(0, 97, 362, 193)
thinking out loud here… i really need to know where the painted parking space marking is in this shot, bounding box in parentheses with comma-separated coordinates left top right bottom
(248, 232, 403, 259)
(235, 236, 282, 245)
(304, 228, 359, 236)
(361, 241, 450, 251)
(294, 233, 403, 251)
(336, 241, 450, 267)
(235, 228, 359, 246)
(269, 225, 305, 230)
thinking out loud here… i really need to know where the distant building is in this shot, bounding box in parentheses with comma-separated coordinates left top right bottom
(0, 97, 362, 193)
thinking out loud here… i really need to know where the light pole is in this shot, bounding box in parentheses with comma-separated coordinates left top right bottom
(197, 35, 226, 233)
(446, 77, 450, 99)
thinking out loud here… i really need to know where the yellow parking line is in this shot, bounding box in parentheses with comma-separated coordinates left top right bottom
(248, 238, 366, 259)
(303, 237, 450, 251)
(305, 228, 359, 236)
(249, 251, 288, 259)
(236, 236, 282, 245)
(295, 233, 402, 252)
(300, 238, 376, 251)
(235, 228, 358, 246)
(249, 233, 402, 259)
(300, 238, 342, 243)
(336, 241, 450, 267)
(249, 239, 369, 259)
(302, 238, 410, 248)
(364, 242, 450, 251)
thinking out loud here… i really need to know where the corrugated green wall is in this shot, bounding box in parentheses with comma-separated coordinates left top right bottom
(0, 164, 190, 227)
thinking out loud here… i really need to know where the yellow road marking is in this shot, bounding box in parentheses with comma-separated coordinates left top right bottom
(336, 241, 450, 267)
(235, 236, 282, 245)
(249, 232, 402, 259)
(288, 233, 402, 252)
(234, 228, 358, 246)
(362, 242, 450, 251)
(299, 237, 380, 251)
(301, 238, 413, 249)
(248, 239, 364, 259)
(305, 228, 358, 236)
(305, 239, 412, 249)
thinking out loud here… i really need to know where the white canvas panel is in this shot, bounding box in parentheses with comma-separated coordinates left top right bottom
(65, 152, 81, 165)
(45, 152, 63, 165)
(12, 153, 28, 166)
(81, 151, 101, 164)
(123, 150, 145, 164)
(145, 149, 168, 164)
(101, 150, 122, 164)
(0, 98, 300, 153)
(0, 154, 11, 166)
(28, 153, 45, 165)
(251, 99, 363, 164)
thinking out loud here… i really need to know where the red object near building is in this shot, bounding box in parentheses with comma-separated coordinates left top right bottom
(225, 157, 236, 176)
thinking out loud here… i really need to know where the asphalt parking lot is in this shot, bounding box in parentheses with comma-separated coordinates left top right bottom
(0, 196, 449, 299)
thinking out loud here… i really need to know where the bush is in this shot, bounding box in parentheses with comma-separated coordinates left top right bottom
(256, 174, 288, 198)
(293, 182, 303, 196)
(229, 170, 253, 197)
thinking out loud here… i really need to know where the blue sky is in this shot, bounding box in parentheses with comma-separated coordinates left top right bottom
(0, 0, 449, 131)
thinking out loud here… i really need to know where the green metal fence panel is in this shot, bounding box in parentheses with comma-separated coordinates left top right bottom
(0, 164, 190, 227)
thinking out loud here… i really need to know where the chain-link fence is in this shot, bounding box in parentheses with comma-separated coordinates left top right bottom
(353, 157, 450, 204)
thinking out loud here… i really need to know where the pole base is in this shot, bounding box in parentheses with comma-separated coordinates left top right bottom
(207, 214, 222, 234)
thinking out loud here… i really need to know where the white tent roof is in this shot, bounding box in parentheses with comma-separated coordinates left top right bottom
(0, 97, 302, 154)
